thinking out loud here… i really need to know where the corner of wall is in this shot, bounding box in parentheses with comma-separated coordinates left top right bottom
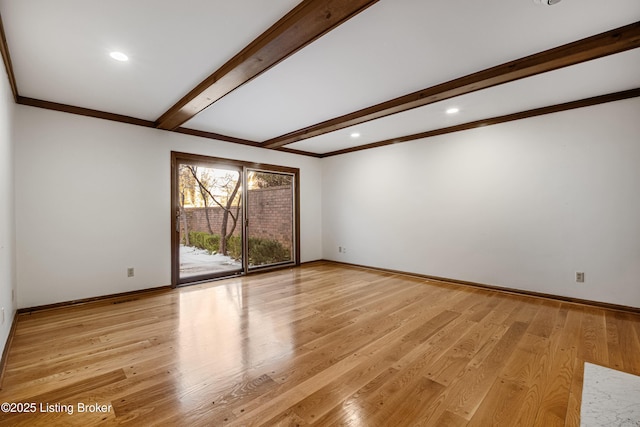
(0, 53, 17, 359)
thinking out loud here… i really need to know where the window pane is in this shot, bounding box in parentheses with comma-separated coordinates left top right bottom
(246, 171, 294, 268)
(178, 163, 242, 280)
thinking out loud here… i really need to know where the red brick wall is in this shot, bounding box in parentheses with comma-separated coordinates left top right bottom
(181, 206, 241, 237)
(247, 186, 293, 251)
(180, 186, 293, 250)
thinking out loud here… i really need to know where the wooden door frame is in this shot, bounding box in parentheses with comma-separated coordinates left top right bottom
(171, 151, 300, 287)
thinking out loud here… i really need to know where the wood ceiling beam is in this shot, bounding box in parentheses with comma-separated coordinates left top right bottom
(265, 21, 640, 149)
(17, 96, 157, 128)
(321, 88, 640, 157)
(155, 0, 379, 131)
(174, 127, 322, 157)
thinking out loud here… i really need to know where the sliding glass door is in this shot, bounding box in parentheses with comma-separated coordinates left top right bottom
(176, 160, 243, 282)
(246, 170, 295, 270)
(171, 153, 299, 286)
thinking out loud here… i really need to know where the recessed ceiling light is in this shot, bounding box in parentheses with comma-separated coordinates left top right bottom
(446, 107, 459, 114)
(350, 132, 361, 138)
(109, 51, 129, 62)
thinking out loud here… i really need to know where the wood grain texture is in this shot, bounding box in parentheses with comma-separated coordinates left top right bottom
(1, 263, 639, 425)
(155, 0, 379, 131)
(266, 22, 640, 149)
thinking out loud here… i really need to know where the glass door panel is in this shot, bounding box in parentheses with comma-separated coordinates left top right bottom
(172, 152, 299, 286)
(177, 162, 243, 282)
(246, 170, 295, 269)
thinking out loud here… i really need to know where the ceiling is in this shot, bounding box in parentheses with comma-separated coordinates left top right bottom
(1, 0, 639, 157)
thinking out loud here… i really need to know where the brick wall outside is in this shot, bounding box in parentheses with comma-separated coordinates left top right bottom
(180, 186, 293, 251)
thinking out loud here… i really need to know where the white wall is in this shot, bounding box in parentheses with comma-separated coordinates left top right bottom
(13, 96, 640, 310)
(322, 98, 640, 308)
(0, 63, 16, 350)
(14, 106, 323, 308)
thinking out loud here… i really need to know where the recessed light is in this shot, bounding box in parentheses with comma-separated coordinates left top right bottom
(109, 51, 129, 62)
(350, 132, 361, 138)
(446, 107, 459, 114)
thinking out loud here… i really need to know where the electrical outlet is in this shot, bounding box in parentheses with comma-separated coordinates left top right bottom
(576, 272, 585, 283)
(342, 247, 347, 254)
(338, 246, 342, 253)
(127, 268, 135, 278)
(12, 289, 15, 302)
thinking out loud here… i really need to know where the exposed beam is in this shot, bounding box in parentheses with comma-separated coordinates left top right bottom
(16, 96, 322, 158)
(175, 127, 322, 157)
(0, 12, 18, 101)
(265, 21, 640, 149)
(17, 97, 157, 127)
(321, 88, 640, 157)
(155, 0, 379, 131)
(174, 127, 262, 147)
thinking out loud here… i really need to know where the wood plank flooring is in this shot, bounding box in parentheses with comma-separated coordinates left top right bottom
(1, 262, 639, 426)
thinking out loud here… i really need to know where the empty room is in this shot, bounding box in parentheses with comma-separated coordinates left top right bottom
(1, 0, 639, 425)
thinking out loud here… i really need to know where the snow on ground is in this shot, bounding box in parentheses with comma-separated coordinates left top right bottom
(180, 245, 241, 277)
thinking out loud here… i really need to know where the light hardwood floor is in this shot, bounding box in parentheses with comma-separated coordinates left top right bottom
(1, 262, 639, 426)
